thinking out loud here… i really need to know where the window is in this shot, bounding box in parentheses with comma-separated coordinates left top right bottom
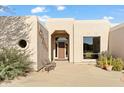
(83, 37, 100, 59)
(18, 39, 27, 48)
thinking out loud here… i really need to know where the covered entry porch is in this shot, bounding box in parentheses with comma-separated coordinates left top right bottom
(51, 30, 69, 61)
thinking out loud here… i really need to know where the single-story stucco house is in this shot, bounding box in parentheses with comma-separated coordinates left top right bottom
(46, 18, 110, 63)
(0, 16, 123, 71)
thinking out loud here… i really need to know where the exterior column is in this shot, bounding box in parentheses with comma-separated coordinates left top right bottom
(49, 34, 51, 62)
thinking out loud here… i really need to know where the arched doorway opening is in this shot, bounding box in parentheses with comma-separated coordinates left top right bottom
(51, 30, 69, 61)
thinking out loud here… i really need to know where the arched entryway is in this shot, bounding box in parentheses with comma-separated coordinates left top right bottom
(51, 30, 69, 61)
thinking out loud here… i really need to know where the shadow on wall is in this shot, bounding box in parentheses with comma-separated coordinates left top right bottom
(0, 16, 32, 49)
(109, 25, 124, 61)
(37, 21, 50, 70)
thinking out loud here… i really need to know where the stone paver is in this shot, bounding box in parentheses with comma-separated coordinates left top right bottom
(0, 62, 124, 87)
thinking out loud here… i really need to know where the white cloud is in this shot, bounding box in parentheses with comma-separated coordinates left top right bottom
(102, 16, 119, 27)
(38, 15, 50, 22)
(0, 8, 4, 12)
(0, 5, 8, 12)
(31, 6, 46, 13)
(103, 16, 114, 20)
(56, 5, 65, 11)
(111, 23, 120, 27)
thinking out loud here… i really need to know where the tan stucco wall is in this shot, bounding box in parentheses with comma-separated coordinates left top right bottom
(37, 20, 49, 70)
(24, 16, 38, 71)
(14, 16, 49, 71)
(109, 24, 124, 60)
(74, 20, 110, 62)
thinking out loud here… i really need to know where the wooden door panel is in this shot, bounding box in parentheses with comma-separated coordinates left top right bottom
(58, 42, 65, 59)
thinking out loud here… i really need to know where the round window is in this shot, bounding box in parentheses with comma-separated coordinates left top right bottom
(18, 39, 27, 48)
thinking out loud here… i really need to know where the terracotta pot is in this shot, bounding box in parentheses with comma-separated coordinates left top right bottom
(106, 65, 113, 71)
(103, 64, 108, 69)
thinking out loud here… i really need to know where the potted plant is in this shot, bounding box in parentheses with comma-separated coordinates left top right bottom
(97, 55, 107, 69)
(103, 57, 108, 69)
(105, 56, 113, 71)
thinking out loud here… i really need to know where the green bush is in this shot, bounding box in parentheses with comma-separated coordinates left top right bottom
(0, 48, 32, 81)
(112, 58, 124, 71)
(97, 55, 107, 68)
(97, 51, 124, 71)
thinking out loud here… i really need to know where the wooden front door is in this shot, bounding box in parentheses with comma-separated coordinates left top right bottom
(58, 42, 65, 59)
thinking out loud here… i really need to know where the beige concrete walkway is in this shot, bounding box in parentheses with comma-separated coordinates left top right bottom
(1, 62, 124, 87)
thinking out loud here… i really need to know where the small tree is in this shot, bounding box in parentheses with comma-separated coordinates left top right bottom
(0, 48, 33, 81)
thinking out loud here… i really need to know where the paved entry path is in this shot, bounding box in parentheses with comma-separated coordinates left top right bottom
(1, 62, 124, 87)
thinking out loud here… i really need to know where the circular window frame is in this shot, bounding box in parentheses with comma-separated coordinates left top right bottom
(18, 39, 28, 49)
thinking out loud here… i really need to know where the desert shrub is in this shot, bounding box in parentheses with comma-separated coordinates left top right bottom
(97, 51, 110, 68)
(97, 55, 107, 68)
(0, 48, 32, 81)
(112, 58, 124, 71)
(97, 51, 124, 71)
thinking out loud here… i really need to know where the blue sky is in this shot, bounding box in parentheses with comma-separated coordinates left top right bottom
(0, 5, 124, 25)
